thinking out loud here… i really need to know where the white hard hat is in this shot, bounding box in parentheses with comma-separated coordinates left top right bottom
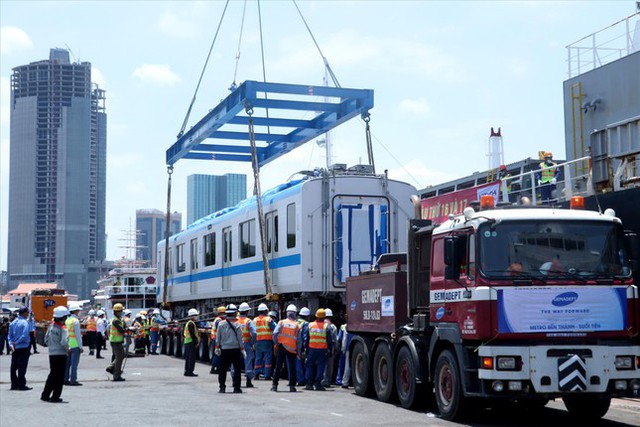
(188, 308, 199, 317)
(258, 303, 268, 312)
(68, 303, 80, 312)
(153, 308, 160, 315)
(226, 304, 237, 314)
(88, 309, 95, 316)
(286, 304, 298, 313)
(299, 307, 310, 316)
(239, 302, 251, 312)
(325, 308, 333, 317)
(53, 306, 69, 318)
(123, 309, 132, 315)
(97, 310, 105, 316)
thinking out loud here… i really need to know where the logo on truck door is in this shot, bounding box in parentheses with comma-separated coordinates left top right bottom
(44, 299, 56, 308)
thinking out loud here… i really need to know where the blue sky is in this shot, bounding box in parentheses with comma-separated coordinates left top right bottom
(0, 1, 637, 270)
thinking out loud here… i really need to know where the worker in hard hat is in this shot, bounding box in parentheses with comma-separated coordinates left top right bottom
(95, 310, 107, 359)
(304, 308, 332, 391)
(184, 308, 201, 377)
(149, 308, 165, 355)
(210, 306, 226, 375)
(133, 314, 147, 355)
(85, 309, 97, 356)
(322, 308, 339, 387)
(497, 165, 514, 203)
(64, 302, 83, 386)
(122, 309, 133, 355)
(295, 307, 311, 386)
(215, 304, 244, 393)
(253, 303, 276, 380)
(537, 151, 560, 204)
(236, 302, 257, 388)
(41, 306, 70, 402)
(140, 310, 151, 354)
(268, 310, 279, 322)
(270, 304, 301, 392)
(106, 303, 126, 382)
(336, 313, 353, 388)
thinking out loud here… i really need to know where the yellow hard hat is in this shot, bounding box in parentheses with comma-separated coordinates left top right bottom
(217, 306, 226, 314)
(139, 310, 147, 316)
(113, 303, 124, 312)
(544, 151, 553, 157)
(315, 308, 326, 319)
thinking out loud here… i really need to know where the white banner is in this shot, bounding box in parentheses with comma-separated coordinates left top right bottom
(497, 287, 627, 333)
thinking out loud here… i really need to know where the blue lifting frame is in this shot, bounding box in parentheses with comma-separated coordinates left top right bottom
(166, 80, 374, 167)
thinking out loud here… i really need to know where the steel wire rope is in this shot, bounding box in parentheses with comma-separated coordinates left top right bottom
(231, 0, 248, 89)
(292, 0, 341, 88)
(257, 0, 271, 136)
(177, 0, 230, 138)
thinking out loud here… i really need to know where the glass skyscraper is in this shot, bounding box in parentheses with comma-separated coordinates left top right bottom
(187, 173, 247, 225)
(135, 209, 182, 268)
(8, 48, 106, 299)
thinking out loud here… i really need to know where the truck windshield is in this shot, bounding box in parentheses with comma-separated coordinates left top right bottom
(478, 220, 631, 280)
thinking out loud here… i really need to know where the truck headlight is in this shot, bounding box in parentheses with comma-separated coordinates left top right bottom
(614, 356, 633, 370)
(497, 356, 519, 371)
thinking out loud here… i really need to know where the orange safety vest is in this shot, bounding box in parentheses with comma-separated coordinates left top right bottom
(86, 316, 97, 332)
(150, 316, 159, 332)
(277, 319, 299, 354)
(210, 316, 223, 340)
(308, 321, 328, 349)
(237, 316, 252, 343)
(135, 320, 146, 339)
(253, 315, 273, 341)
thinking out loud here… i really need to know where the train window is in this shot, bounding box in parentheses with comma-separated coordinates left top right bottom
(204, 232, 216, 266)
(266, 211, 279, 254)
(287, 203, 296, 249)
(190, 238, 198, 271)
(240, 219, 256, 258)
(223, 227, 232, 263)
(176, 243, 186, 273)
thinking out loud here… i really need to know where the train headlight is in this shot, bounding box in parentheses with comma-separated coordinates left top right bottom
(614, 356, 633, 370)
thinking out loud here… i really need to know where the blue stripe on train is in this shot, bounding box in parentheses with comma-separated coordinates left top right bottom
(170, 253, 301, 285)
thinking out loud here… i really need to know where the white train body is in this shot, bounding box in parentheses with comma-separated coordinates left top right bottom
(157, 170, 416, 311)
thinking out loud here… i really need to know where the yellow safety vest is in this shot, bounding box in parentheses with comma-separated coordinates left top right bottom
(66, 316, 79, 348)
(109, 318, 124, 343)
(539, 162, 557, 183)
(184, 320, 199, 344)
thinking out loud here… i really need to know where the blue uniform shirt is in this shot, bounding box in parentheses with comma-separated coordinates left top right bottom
(9, 317, 31, 349)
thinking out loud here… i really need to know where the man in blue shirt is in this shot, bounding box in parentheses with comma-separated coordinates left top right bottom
(8, 306, 32, 390)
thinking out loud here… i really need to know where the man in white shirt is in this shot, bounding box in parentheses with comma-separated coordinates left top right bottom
(95, 310, 107, 359)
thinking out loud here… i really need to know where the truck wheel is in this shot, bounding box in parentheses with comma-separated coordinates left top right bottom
(395, 346, 418, 408)
(352, 341, 372, 396)
(563, 395, 611, 420)
(373, 343, 394, 402)
(435, 349, 466, 420)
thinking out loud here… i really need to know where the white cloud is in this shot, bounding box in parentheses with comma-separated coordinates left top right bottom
(132, 64, 181, 86)
(0, 26, 33, 54)
(398, 98, 431, 114)
(0, 76, 9, 127)
(92, 67, 106, 88)
(156, 11, 197, 38)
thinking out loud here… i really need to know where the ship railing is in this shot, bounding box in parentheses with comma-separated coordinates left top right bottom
(500, 156, 592, 206)
(566, 12, 640, 78)
(104, 284, 157, 297)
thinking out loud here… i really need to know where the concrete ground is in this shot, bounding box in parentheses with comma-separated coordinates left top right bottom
(1, 346, 638, 427)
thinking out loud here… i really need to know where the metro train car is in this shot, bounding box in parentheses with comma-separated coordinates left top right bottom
(157, 165, 417, 317)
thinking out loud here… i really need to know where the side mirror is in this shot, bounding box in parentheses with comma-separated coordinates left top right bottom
(444, 236, 461, 280)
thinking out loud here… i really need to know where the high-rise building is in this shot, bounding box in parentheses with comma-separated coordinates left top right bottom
(136, 209, 182, 268)
(8, 48, 106, 299)
(187, 173, 247, 224)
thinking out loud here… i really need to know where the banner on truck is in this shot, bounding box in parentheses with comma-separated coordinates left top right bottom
(497, 287, 627, 333)
(421, 182, 501, 223)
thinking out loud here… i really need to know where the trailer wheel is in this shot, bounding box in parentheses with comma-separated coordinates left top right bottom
(395, 346, 419, 408)
(563, 395, 610, 420)
(373, 343, 394, 402)
(352, 341, 372, 396)
(435, 349, 466, 420)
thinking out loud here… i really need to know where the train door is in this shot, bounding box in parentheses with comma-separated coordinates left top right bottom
(189, 238, 198, 294)
(265, 210, 278, 285)
(334, 196, 389, 285)
(222, 226, 232, 291)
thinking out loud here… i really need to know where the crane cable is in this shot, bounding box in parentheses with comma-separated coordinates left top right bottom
(162, 166, 173, 308)
(257, 0, 271, 135)
(177, 0, 230, 138)
(246, 107, 273, 299)
(292, 0, 341, 88)
(230, 0, 248, 90)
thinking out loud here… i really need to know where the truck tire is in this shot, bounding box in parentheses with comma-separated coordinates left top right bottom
(563, 395, 611, 420)
(352, 341, 372, 396)
(434, 349, 467, 420)
(395, 346, 419, 408)
(373, 343, 394, 402)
